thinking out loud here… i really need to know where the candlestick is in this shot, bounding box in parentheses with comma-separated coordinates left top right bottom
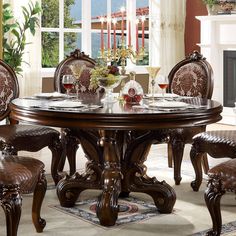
(136, 19, 139, 53)
(107, 17, 111, 50)
(100, 17, 105, 55)
(141, 15, 145, 48)
(128, 18, 131, 47)
(120, 6, 125, 43)
(112, 18, 117, 52)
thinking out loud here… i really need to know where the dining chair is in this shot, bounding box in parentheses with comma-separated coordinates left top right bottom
(190, 130, 236, 236)
(53, 49, 97, 175)
(0, 153, 47, 236)
(0, 59, 62, 185)
(166, 50, 214, 185)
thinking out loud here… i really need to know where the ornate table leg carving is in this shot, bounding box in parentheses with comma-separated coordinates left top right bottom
(122, 130, 176, 213)
(96, 130, 122, 226)
(49, 137, 63, 185)
(57, 130, 103, 208)
(1, 184, 22, 236)
(32, 170, 47, 233)
(204, 177, 225, 236)
(190, 144, 204, 191)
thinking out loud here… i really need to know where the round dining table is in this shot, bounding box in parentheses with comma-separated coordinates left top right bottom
(10, 96, 223, 226)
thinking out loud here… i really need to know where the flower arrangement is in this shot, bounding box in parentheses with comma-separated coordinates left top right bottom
(90, 65, 120, 90)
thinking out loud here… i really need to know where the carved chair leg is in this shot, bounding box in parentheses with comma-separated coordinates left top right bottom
(1, 185, 22, 236)
(167, 142, 173, 168)
(58, 129, 67, 172)
(49, 137, 63, 185)
(66, 135, 79, 176)
(190, 145, 204, 191)
(32, 170, 47, 233)
(171, 140, 185, 185)
(204, 178, 225, 236)
(202, 153, 209, 174)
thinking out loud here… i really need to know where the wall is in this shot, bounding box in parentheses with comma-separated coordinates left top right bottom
(185, 0, 207, 55)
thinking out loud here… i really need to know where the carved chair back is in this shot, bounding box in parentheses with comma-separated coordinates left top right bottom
(54, 49, 96, 93)
(168, 50, 213, 99)
(0, 59, 19, 121)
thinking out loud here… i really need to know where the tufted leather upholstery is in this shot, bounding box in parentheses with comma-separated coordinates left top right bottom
(0, 154, 47, 235)
(208, 159, 236, 191)
(166, 50, 213, 185)
(0, 59, 63, 185)
(190, 130, 236, 236)
(0, 125, 60, 152)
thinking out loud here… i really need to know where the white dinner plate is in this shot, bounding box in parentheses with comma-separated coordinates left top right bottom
(34, 92, 67, 99)
(145, 93, 179, 98)
(149, 101, 189, 108)
(48, 101, 84, 108)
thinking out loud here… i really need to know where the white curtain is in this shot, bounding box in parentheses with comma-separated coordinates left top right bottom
(150, 0, 186, 75)
(5, 0, 42, 97)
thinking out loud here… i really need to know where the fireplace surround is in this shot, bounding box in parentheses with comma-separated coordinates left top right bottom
(197, 15, 236, 124)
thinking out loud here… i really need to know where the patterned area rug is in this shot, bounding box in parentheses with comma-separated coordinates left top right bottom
(192, 221, 236, 236)
(51, 196, 161, 228)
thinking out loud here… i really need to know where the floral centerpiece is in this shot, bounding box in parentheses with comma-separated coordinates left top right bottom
(89, 65, 121, 90)
(90, 65, 125, 103)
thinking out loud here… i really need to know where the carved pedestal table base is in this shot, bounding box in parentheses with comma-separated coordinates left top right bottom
(57, 129, 176, 226)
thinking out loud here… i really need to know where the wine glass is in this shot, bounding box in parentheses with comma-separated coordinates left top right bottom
(146, 67, 161, 101)
(157, 75, 169, 101)
(62, 74, 75, 97)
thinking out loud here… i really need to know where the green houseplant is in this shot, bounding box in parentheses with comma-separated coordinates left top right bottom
(2, 1, 41, 75)
(202, 0, 218, 15)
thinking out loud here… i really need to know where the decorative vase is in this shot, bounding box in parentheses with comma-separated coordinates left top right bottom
(97, 76, 126, 103)
(76, 87, 105, 104)
(206, 4, 217, 15)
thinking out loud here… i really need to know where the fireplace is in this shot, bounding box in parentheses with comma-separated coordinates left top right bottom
(223, 50, 236, 107)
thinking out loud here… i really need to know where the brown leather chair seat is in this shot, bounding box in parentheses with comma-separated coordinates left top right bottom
(190, 130, 236, 236)
(190, 130, 236, 192)
(0, 124, 60, 152)
(0, 59, 63, 185)
(0, 154, 47, 235)
(205, 159, 236, 236)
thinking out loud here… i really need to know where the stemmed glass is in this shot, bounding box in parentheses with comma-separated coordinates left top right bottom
(62, 74, 75, 97)
(157, 75, 169, 101)
(146, 66, 161, 101)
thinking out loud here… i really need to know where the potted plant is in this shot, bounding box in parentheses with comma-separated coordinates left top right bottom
(2, 1, 41, 75)
(202, 0, 217, 15)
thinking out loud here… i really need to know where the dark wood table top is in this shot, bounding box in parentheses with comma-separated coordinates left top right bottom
(10, 97, 223, 130)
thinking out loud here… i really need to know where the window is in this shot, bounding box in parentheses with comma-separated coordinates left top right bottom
(41, 0, 149, 68)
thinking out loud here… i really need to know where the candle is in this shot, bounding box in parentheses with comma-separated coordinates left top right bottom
(112, 18, 117, 52)
(100, 17, 105, 55)
(128, 18, 131, 47)
(120, 6, 125, 43)
(141, 15, 145, 48)
(136, 19, 139, 53)
(107, 17, 111, 50)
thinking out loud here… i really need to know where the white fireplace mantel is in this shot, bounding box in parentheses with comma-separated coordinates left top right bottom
(196, 15, 236, 125)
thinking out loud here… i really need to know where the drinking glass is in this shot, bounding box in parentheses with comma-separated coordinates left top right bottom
(62, 75, 75, 97)
(157, 75, 169, 101)
(146, 67, 161, 100)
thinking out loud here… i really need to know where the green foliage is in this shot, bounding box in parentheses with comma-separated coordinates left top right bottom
(202, 0, 217, 7)
(41, 0, 77, 68)
(3, 1, 41, 75)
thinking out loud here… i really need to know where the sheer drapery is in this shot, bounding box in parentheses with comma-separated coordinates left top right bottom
(150, 0, 186, 75)
(4, 0, 42, 97)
